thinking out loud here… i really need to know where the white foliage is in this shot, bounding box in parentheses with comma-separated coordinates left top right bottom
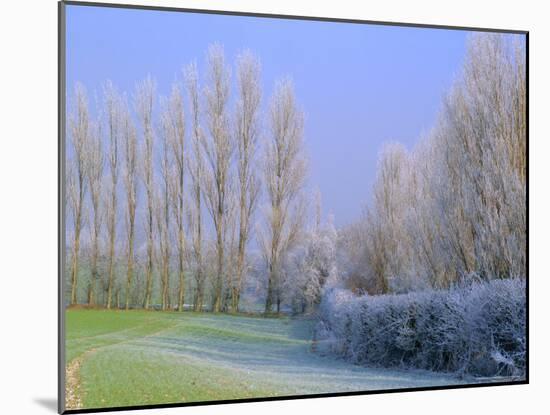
(283, 215, 338, 313)
(338, 33, 526, 294)
(316, 278, 526, 377)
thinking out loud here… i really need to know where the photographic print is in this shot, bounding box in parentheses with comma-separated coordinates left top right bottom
(59, 1, 527, 413)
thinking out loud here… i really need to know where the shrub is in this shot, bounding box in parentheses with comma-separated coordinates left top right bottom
(315, 278, 526, 377)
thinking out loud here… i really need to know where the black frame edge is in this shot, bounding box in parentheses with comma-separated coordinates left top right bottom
(525, 31, 530, 385)
(63, 379, 528, 415)
(58, 1, 67, 414)
(61, 0, 528, 34)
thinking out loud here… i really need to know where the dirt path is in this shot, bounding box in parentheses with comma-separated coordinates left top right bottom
(65, 349, 96, 410)
(65, 322, 178, 410)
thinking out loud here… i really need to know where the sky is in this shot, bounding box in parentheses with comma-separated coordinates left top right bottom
(66, 4, 471, 227)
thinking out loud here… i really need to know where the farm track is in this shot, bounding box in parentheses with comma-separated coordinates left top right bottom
(65, 348, 96, 410)
(65, 320, 180, 409)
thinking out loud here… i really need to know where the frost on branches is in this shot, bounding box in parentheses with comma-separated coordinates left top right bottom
(283, 213, 339, 314)
(316, 278, 526, 377)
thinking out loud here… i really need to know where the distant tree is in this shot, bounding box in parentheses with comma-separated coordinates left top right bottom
(335, 219, 369, 294)
(135, 77, 156, 309)
(259, 79, 307, 313)
(184, 63, 207, 312)
(85, 120, 104, 306)
(160, 82, 187, 311)
(103, 81, 121, 309)
(285, 195, 338, 313)
(402, 138, 444, 288)
(121, 96, 138, 310)
(67, 83, 90, 305)
(232, 51, 262, 312)
(365, 143, 409, 294)
(201, 44, 234, 312)
(156, 90, 176, 311)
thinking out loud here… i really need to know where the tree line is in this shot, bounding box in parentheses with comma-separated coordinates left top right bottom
(66, 33, 526, 314)
(338, 33, 526, 295)
(66, 44, 309, 313)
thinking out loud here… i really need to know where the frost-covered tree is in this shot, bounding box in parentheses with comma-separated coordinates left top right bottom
(135, 76, 156, 309)
(156, 104, 173, 311)
(201, 44, 234, 312)
(259, 79, 307, 313)
(162, 82, 187, 311)
(121, 97, 138, 310)
(85, 120, 104, 305)
(433, 33, 526, 281)
(67, 83, 90, 305)
(361, 143, 410, 294)
(285, 201, 338, 313)
(395, 33, 527, 287)
(103, 81, 122, 309)
(232, 51, 262, 312)
(184, 62, 207, 311)
(342, 33, 526, 295)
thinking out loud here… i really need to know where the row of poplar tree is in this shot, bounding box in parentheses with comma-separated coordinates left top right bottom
(66, 44, 309, 313)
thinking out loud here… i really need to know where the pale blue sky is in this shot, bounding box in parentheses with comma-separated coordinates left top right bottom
(66, 4, 472, 226)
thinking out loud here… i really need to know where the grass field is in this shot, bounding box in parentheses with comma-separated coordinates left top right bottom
(65, 309, 470, 410)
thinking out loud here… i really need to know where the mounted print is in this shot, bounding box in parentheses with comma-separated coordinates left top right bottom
(59, 1, 528, 413)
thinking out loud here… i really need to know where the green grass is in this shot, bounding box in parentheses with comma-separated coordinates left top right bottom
(65, 309, 178, 362)
(171, 321, 305, 344)
(65, 309, 286, 409)
(65, 308, 466, 410)
(80, 346, 278, 407)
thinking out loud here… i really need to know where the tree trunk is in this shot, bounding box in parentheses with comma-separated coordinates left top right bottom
(177, 225, 185, 311)
(106, 240, 115, 309)
(194, 272, 204, 312)
(213, 227, 224, 312)
(178, 265, 185, 311)
(125, 223, 134, 310)
(265, 263, 275, 313)
(143, 249, 153, 309)
(70, 232, 80, 305)
(232, 228, 246, 312)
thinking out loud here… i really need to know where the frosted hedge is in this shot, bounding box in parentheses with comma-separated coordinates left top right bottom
(316, 278, 526, 377)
